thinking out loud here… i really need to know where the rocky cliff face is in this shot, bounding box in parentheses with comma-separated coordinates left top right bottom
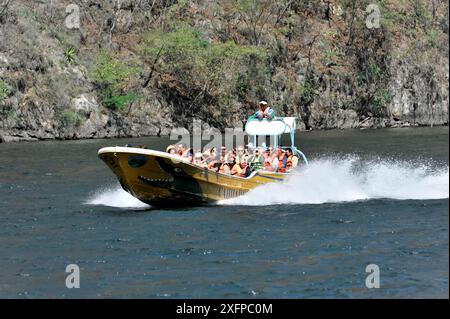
(389, 54, 449, 127)
(0, 0, 448, 142)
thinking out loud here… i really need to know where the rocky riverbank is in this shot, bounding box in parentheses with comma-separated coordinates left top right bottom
(0, 0, 448, 142)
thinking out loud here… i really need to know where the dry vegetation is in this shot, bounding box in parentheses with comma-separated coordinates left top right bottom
(0, 0, 448, 140)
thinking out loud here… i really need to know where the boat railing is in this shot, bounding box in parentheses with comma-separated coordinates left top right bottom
(245, 116, 309, 166)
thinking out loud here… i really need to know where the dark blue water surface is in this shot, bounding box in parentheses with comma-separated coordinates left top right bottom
(0, 127, 448, 298)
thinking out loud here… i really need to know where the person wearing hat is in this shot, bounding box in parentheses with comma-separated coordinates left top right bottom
(263, 146, 277, 171)
(249, 147, 265, 171)
(205, 147, 221, 171)
(231, 157, 251, 177)
(285, 148, 299, 170)
(219, 153, 236, 175)
(220, 146, 228, 163)
(193, 152, 205, 166)
(275, 147, 288, 173)
(166, 145, 177, 155)
(235, 145, 247, 164)
(176, 143, 186, 157)
(255, 100, 275, 120)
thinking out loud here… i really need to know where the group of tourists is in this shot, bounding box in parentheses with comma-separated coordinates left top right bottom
(164, 100, 298, 177)
(166, 143, 299, 177)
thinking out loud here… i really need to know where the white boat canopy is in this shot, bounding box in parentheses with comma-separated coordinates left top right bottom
(244, 116, 309, 165)
(245, 117, 296, 136)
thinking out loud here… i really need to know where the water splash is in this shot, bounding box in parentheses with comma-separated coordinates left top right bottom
(86, 157, 448, 208)
(85, 186, 149, 209)
(221, 157, 449, 205)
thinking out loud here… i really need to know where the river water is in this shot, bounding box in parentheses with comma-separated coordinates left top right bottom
(0, 127, 448, 298)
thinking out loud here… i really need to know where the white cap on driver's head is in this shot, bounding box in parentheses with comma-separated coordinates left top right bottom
(259, 100, 268, 105)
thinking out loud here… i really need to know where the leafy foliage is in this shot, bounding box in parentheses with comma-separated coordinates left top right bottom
(426, 29, 439, 47)
(91, 50, 139, 110)
(2, 0, 448, 134)
(141, 24, 268, 126)
(63, 47, 77, 64)
(59, 110, 83, 127)
(373, 89, 393, 109)
(105, 94, 139, 111)
(355, 62, 391, 116)
(0, 80, 10, 102)
(298, 76, 317, 105)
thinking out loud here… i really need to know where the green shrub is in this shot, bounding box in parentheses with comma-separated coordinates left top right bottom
(141, 24, 268, 107)
(63, 47, 77, 64)
(373, 89, 393, 108)
(378, 1, 403, 31)
(357, 63, 382, 86)
(412, 2, 432, 29)
(91, 50, 139, 109)
(105, 94, 139, 111)
(427, 29, 439, 47)
(166, 0, 189, 19)
(141, 24, 214, 72)
(59, 110, 83, 127)
(92, 50, 139, 99)
(354, 60, 391, 116)
(0, 80, 10, 102)
(234, 74, 249, 99)
(298, 76, 317, 105)
(0, 105, 16, 120)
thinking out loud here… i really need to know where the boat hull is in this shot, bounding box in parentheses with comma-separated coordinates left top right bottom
(98, 147, 287, 206)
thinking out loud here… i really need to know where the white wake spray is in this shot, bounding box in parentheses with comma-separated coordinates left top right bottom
(221, 157, 449, 205)
(86, 157, 449, 208)
(85, 186, 149, 208)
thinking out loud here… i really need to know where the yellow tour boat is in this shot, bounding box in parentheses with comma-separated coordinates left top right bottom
(98, 117, 308, 206)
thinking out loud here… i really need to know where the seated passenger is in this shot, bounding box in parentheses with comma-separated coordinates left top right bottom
(264, 158, 276, 171)
(166, 145, 177, 155)
(235, 146, 248, 164)
(249, 148, 265, 171)
(202, 149, 210, 159)
(220, 146, 227, 162)
(246, 143, 255, 161)
(219, 154, 235, 175)
(182, 147, 192, 158)
(230, 160, 240, 176)
(193, 152, 205, 166)
(231, 158, 251, 177)
(285, 148, 299, 170)
(241, 159, 252, 177)
(265, 147, 278, 170)
(226, 150, 234, 163)
(182, 147, 193, 162)
(275, 147, 288, 173)
(177, 144, 186, 157)
(263, 147, 270, 161)
(206, 148, 220, 171)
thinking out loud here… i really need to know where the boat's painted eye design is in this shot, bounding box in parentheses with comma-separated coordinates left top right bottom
(128, 155, 148, 168)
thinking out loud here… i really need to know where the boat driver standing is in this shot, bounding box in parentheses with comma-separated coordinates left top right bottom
(255, 100, 275, 120)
